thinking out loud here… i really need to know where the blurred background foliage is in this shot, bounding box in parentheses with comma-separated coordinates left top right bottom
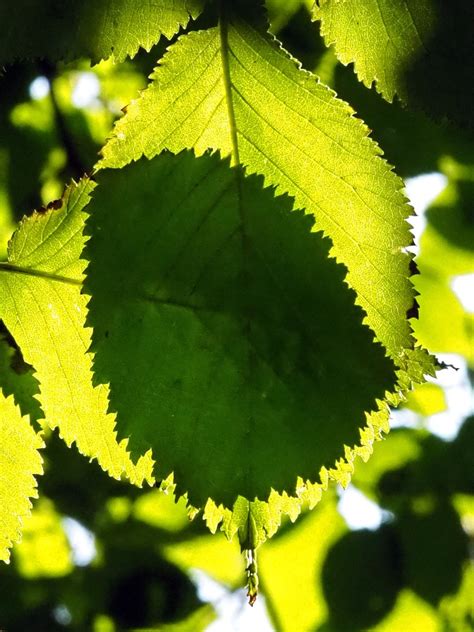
(0, 1, 473, 630)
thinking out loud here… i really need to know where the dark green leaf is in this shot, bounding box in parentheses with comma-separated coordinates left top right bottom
(321, 526, 402, 630)
(85, 150, 396, 509)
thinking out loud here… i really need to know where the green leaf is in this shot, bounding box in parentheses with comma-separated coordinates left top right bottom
(0, 181, 153, 486)
(0, 0, 205, 65)
(100, 8, 414, 358)
(314, 0, 474, 127)
(0, 390, 43, 562)
(84, 151, 396, 514)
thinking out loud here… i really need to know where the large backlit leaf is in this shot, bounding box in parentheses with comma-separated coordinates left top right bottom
(84, 150, 396, 521)
(0, 181, 153, 486)
(100, 6, 415, 359)
(0, 390, 43, 562)
(0, 0, 205, 65)
(314, 0, 474, 126)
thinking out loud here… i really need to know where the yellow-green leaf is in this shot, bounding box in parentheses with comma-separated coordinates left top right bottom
(0, 181, 153, 487)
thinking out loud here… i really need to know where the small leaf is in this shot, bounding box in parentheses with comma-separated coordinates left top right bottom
(0, 0, 205, 65)
(0, 390, 43, 562)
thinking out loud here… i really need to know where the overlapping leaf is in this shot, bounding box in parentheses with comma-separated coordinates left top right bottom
(84, 150, 396, 513)
(0, 181, 153, 486)
(314, 0, 474, 126)
(0, 0, 205, 65)
(0, 391, 43, 562)
(100, 5, 414, 359)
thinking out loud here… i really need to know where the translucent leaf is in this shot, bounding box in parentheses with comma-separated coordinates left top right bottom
(0, 390, 43, 562)
(100, 8, 415, 358)
(314, 0, 474, 126)
(0, 181, 153, 486)
(0, 0, 205, 65)
(84, 151, 396, 526)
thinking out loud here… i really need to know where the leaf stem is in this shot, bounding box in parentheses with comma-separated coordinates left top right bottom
(0, 262, 81, 286)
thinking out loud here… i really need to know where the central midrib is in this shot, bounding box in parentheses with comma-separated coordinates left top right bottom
(218, 1, 241, 168)
(218, 2, 257, 473)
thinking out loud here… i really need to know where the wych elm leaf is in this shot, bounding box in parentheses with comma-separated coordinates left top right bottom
(84, 150, 396, 511)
